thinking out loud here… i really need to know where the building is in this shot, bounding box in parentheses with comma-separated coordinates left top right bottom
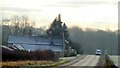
(7, 35, 65, 53)
(7, 14, 73, 57)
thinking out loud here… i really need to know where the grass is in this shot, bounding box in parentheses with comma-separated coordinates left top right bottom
(95, 55, 118, 68)
(1, 59, 69, 68)
(109, 55, 119, 66)
(104, 55, 117, 68)
(2, 60, 53, 66)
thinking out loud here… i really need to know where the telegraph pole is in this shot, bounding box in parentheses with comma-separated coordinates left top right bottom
(63, 31, 65, 53)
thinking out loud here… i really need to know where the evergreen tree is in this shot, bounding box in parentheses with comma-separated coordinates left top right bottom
(47, 14, 69, 38)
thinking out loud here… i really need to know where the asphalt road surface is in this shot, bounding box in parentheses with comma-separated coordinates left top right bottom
(71, 55, 100, 66)
(109, 55, 119, 67)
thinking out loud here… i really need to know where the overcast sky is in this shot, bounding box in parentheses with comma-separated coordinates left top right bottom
(0, 0, 119, 30)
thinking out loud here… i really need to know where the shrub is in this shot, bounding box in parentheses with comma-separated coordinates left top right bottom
(2, 47, 57, 61)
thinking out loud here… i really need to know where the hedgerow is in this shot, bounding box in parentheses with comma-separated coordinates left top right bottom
(2, 47, 57, 61)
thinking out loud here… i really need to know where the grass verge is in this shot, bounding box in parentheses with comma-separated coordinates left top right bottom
(1, 59, 69, 68)
(104, 55, 118, 68)
(95, 55, 118, 68)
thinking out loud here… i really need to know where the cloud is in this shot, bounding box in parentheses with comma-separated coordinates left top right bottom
(44, 1, 117, 8)
(0, 7, 43, 12)
(0, 0, 118, 30)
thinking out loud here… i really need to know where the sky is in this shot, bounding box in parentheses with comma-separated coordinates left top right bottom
(0, 0, 119, 30)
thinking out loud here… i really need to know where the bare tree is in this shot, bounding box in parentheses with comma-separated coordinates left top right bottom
(11, 16, 21, 35)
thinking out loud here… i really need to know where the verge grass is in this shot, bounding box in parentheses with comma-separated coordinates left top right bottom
(1, 59, 69, 68)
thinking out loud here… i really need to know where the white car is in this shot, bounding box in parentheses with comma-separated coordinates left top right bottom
(96, 49, 101, 55)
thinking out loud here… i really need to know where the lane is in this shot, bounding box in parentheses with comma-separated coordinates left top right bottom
(60, 55, 86, 66)
(109, 55, 119, 67)
(60, 54, 81, 61)
(71, 55, 100, 66)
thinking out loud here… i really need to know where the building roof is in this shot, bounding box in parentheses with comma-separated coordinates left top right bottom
(1, 45, 14, 51)
(7, 35, 64, 52)
(8, 35, 63, 45)
(18, 44, 63, 52)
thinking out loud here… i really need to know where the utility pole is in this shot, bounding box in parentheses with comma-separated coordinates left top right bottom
(62, 32, 65, 52)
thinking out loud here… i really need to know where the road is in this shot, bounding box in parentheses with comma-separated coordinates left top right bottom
(109, 55, 119, 67)
(60, 55, 80, 61)
(58, 55, 100, 68)
(71, 55, 100, 66)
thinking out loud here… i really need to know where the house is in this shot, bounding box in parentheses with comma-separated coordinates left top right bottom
(7, 35, 65, 55)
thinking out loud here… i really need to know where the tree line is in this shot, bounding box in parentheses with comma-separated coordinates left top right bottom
(2, 15, 119, 55)
(68, 27, 118, 55)
(2, 15, 46, 45)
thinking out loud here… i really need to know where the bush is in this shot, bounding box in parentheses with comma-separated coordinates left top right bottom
(2, 47, 57, 61)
